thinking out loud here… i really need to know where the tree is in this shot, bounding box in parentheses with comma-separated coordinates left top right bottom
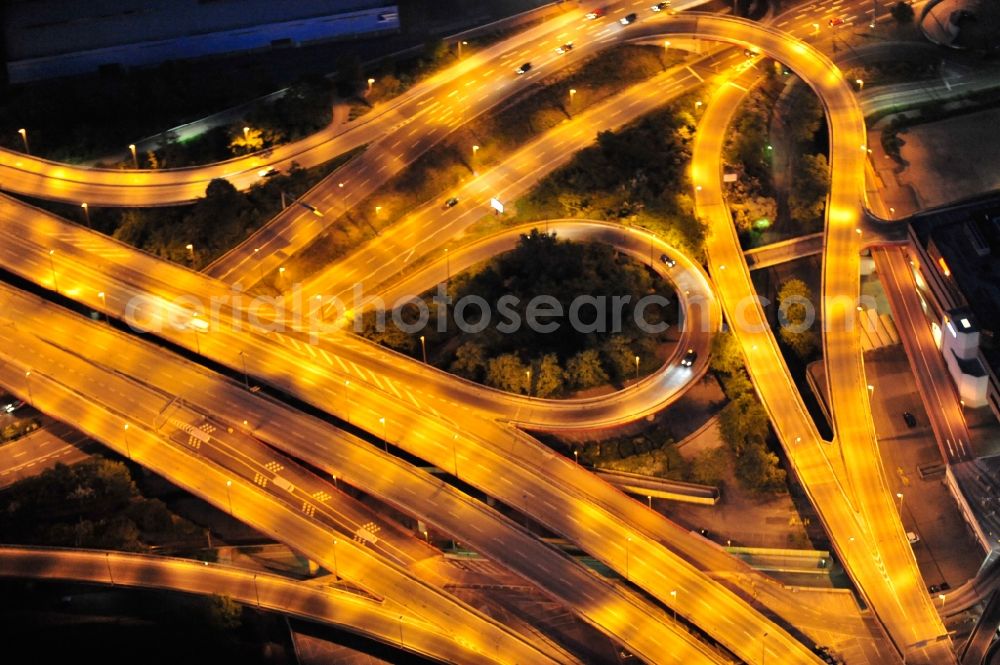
(534, 353, 565, 398)
(709, 332, 745, 375)
(719, 393, 770, 454)
(486, 354, 529, 394)
(228, 126, 264, 155)
(360, 313, 415, 353)
(721, 368, 754, 399)
(205, 595, 243, 631)
(777, 279, 819, 360)
(789, 153, 829, 230)
(784, 86, 824, 145)
(566, 349, 610, 390)
(450, 342, 486, 380)
(735, 442, 787, 493)
(890, 1, 915, 24)
(690, 446, 729, 486)
(601, 335, 636, 380)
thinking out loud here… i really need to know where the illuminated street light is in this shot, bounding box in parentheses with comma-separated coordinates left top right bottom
(867, 384, 874, 396)
(24, 370, 33, 406)
(80, 202, 90, 227)
(367, 77, 375, 91)
(472, 144, 479, 173)
(332, 537, 339, 578)
(625, 536, 632, 580)
(939, 593, 946, 608)
(457, 40, 468, 59)
(129, 143, 138, 168)
(239, 350, 250, 388)
(17, 128, 29, 154)
(379, 416, 387, 452)
(670, 589, 677, 622)
(243, 126, 250, 141)
(647, 495, 653, 510)
(186, 243, 195, 261)
(663, 40, 671, 49)
(634, 354, 640, 381)
(123, 422, 132, 459)
(574, 449, 579, 465)
(896, 492, 904, 513)
(225, 479, 234, 514)
(419, 335, 428, 364)
(48, 249, 58, 293)
(569, 88, 577, 114)
(98, 291, 108, 324)
(855, 78, 864, 90)
(525, 368, 532, 396)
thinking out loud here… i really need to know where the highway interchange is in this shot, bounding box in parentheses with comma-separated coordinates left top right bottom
(0, 0, 980, 663)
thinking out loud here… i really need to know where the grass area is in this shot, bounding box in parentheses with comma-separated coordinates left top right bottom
(283, 44, 687, 280)
(24, 146, 364, 271)
(358, 232, 677, 397)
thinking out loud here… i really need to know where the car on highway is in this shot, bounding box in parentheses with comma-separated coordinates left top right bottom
(659, 253, 676, 268)
(902, 411, 917, 428)
(515, 62, 532, 74)
(257, 167, 279, 178)
(3, 399, 24, 414)
(555, 42, 574, 54)
(585, 8, 605, 19)
(680, 348, 697, 367)
(443, 197, 459, 209)
(620, 12, 637, 24)
(650, 2, 670, 11)
(906, 531, 920, 544)
(743, 46, 760, 58)
(827, 17, 844, 26)
(928, 582, 950, 594)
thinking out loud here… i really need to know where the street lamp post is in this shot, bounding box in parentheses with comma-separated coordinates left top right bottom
(573, 449, 579, 465)
(253, 574, 260, 607)
(452, 434, 459, 478)
(445, 248, 451, 283)
(332, 538, 339, 579)
(239, 350, 250, 388)
(48, 249, 58, 293)
(647, 495, 653, 510)
(367, 77, 375, 92)
(398, 615, 404, 649)
(634, 355, 640, 381)
(123, 422, 132, 459)
(525, 368, 532, 396)
(379, 417, 387, 452)
(17, 128, 29, 154)
(225, 480, 234, 515)
(670, 589, 677, 622)
(344, 380, 352, 424)
(762, 632, 768, 665)
(106, 552, 115, 586)
(186, 243, 195, 261)
(625, 537, 631, 580)
(457, 40, 468, 59)
(897, 492, 904, 513)
(856, 78, 864, 90)
(98, 291, 108, 324)
(129, 144, 138, 168)
(242, 126, 250, 142)
(81, 202, 90, 228)
(568, 88, 576, 114)
(419, 335, 428, 364)
(472, 144, 479, 173)
(24, 371, 33, 406)
(939, 593, 946, 608)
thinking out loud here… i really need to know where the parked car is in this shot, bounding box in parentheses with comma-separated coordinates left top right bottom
(555, 42, 574, 54)
(585, 8, 605, 19)
(650, 2, 670, 11)
(681, 349, 697, 367)
(827, 17, 844, 26)
(443, 197, 459, 209)
(620, 12, 638, 24)
(515, 62, 532, 74)
(902, 411, 917, 428)
(659, 253, 676, 268)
